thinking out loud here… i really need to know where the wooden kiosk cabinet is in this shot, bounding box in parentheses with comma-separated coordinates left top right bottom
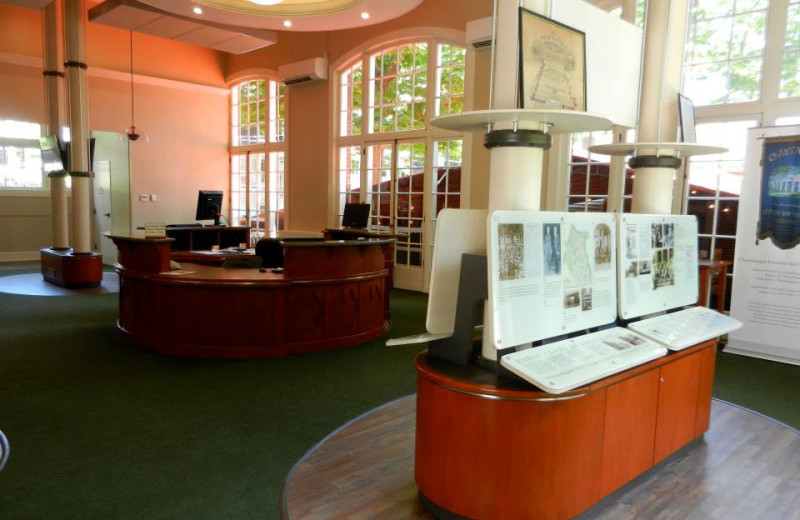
(415, 340, 717, 520)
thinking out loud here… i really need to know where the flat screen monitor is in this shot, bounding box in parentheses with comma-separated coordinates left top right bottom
(196, 190, 223, 226)
(39, 136, 67, 173)
(341, 203, 370, 229)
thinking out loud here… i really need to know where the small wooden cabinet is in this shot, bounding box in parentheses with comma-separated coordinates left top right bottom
(415, 341, 718, 520)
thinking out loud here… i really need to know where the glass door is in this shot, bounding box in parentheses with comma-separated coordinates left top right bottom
(365, 139, 427, 290)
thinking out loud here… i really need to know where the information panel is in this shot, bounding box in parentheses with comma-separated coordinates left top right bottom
(500, 327, 666, 394)
(488, 211, 617, 349)
(617, 214, 699, 320)
(628, 306, 742, 351)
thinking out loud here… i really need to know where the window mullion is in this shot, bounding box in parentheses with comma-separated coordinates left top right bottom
(761, 0, 790, 114)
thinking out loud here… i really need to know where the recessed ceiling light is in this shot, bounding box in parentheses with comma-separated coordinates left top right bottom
(249, 0, 284, 5)
(361, 11, 370, 20)
(192, 6, 202, 14)
(283, 20, 292, 28)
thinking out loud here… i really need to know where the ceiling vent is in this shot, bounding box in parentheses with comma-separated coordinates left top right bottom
(466, 17, 493, 49)
(278, 57, 328, 86)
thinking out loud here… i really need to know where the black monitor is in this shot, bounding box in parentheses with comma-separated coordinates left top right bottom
(341, 203, 370, 229)
(196, 190, 223, 226)
(39, 136, 67, 173)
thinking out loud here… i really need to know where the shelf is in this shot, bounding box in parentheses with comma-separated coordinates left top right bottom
(588, 142, 727, 157)
(430, 109, 613, 134)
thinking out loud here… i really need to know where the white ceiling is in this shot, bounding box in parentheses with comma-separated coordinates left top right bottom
(1, 0, 624, 55)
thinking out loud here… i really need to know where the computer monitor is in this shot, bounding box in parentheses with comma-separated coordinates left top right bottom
(196, 190, 223, 226)
(341, 203, 370, 229)
(39, 136, 67, 173)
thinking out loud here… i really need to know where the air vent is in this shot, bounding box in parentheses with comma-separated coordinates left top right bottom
(284, 76, 313, 86)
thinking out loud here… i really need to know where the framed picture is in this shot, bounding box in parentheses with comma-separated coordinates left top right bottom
(677, 93, 697, 143)
(518, 8, 586, 111)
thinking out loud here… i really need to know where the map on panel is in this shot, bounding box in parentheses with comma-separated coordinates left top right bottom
(489, 211, 618, 349)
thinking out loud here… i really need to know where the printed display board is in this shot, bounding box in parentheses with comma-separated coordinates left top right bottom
(617, 214, 699, 320)
(488, 211, 617, 349)
(628, 306, 742, 351)
(500, 327, 666, 394)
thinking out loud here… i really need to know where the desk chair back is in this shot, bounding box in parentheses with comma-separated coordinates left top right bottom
(221, 256, 263, 269)
(256, 239, 284, 268)
(0, 429, 8, 472)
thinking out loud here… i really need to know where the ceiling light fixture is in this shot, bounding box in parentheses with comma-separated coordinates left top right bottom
(283, 20, 292, 27)
(192, 6, 203, 14)
(360, 11, 370, 20)
(249, 0, 284, 5)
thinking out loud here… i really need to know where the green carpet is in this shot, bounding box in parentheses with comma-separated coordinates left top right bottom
(0, 268, 798, 519)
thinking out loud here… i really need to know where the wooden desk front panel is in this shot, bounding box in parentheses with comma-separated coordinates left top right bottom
(415, 341, 717, 520)
(116, 265, 388, 358)
(416, 376, 606, 520)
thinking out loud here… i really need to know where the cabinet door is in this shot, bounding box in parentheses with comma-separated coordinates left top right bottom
(653, 353, 701, 464)
(600, 369, 660, 496)
(694, 345, 717, 437)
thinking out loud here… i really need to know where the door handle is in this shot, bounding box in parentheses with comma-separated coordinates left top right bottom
(104, 213, 111, 217)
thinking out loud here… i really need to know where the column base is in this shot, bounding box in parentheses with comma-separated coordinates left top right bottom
(41, 248, 103, 288)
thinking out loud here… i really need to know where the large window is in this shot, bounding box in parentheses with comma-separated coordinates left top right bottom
(0, 120, 44, 189)
(230, 79, 286, 239)
(681, 0, 800, 310)
(336, 39, 465, 291)
(683, 0, 768, 105)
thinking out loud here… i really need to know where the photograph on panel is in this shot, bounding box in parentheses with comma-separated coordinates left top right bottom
(498, 223, 525, 281)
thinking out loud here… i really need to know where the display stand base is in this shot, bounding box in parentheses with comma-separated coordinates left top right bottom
(41, 248, 103, 288)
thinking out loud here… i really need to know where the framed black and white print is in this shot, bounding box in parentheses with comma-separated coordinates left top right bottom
(518, 8, 586, 111)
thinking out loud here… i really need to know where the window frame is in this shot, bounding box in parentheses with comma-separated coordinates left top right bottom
(229, 77, 287, 239)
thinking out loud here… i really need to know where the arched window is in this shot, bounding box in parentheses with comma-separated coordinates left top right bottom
(230, 78, 286, 240)
(335, 39, 466, 291)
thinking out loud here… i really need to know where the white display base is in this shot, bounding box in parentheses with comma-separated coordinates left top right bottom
(628, 306, 742, 351)
(500, 327, 666, 394)
(430, 109, 612, 134)
(588, 142, 727, 157)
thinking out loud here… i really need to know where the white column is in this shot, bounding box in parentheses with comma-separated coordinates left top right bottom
(43, 0, 69, 250)
(632, 0, 689, 215)
(64, 0, 92, 253)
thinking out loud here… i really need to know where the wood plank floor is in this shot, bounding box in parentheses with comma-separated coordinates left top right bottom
(282, 396, 800, 520)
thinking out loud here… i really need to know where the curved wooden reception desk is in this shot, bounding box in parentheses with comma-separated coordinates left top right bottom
(415, 340, 716, 520)
(108, 235, 391, 358)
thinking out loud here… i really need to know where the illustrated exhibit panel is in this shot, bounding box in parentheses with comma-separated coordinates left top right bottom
(500, 327, 666, 394)
(628, 306, 742, 351)
(617, 214, 699, 320)
(488, 211, 617, 349)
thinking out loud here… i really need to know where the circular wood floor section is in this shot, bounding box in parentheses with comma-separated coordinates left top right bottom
(282, 396, 800, 520)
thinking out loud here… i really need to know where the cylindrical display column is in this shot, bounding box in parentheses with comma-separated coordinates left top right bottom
(43, 0, 69, 250)
(485, 129, 550, 212)
(64, 0, 92, 254)
(632, 0, 689, 214)
(629, 155, 683, 214)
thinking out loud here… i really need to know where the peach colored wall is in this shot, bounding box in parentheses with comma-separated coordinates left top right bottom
(0, 3, 229, 254)
(0, 61, 44, 123)
(0, 5, 43, 57)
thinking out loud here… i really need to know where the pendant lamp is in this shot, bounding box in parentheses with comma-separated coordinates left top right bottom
(124, 30, 148, 143)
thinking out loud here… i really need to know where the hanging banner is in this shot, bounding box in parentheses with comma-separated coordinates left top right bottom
(727, 126, 800, 365)
(757, 136, 800, 249)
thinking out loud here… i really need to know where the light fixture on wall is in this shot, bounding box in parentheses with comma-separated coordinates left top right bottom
(124, 30, 149, 143)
